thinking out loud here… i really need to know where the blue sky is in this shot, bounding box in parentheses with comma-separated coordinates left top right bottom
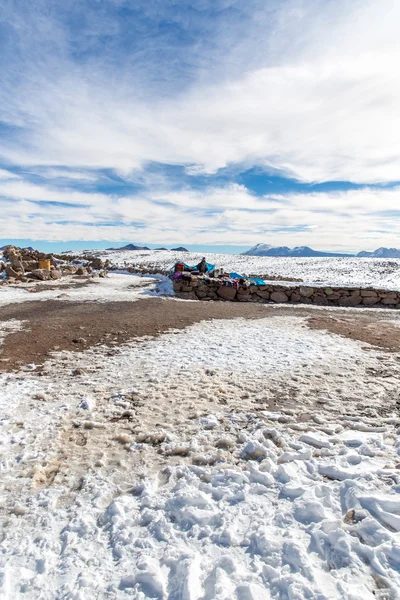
(0, 0, 400, 253)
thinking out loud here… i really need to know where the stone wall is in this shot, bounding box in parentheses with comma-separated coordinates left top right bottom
(173, 278, 400, 308)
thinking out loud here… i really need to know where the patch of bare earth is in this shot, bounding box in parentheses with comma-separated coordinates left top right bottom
(0, 298, 269, 371)
(1, 296, 400, 372)
(307, 314, 400, 352)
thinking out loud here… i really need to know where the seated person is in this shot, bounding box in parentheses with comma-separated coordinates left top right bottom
(197, 257, 208, 273)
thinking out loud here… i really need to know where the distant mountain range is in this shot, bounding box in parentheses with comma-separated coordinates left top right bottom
(106, 244, 150, 251)
(106, 244, 189, 252)
(357, 247, 400, 258)
(242, 244, 350, 257)
(243, 244, 400, 258)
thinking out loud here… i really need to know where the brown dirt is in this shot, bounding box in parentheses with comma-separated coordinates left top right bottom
(307, 314, 400, 352)
(1, 298, 399, 372)
(0, 298, 269, 371)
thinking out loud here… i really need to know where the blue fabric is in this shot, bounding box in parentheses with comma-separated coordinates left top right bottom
(173, 263, 265, 284)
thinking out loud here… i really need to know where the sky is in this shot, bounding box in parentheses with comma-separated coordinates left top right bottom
(0, 0, 400, 253)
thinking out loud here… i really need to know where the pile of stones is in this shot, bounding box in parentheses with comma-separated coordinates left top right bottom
(173, 276, 400, 309)
(0, 246, 110, 284)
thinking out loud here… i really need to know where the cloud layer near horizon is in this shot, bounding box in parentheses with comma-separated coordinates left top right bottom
(0, 0, 399, 249)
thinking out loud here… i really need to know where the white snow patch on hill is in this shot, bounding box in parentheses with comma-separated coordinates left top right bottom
(87, 249, 400, 290)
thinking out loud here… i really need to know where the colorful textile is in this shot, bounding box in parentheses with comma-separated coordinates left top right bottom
(175, 261, 215, 273)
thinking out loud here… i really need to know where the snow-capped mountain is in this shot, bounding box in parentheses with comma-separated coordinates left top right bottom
(242, 243, 350, 257)
(357, 247, 400, 258)
(106, 243, 151, 251)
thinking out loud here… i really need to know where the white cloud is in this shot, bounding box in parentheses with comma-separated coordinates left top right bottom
(1, 0, 400, 248)
(0, 179, 399, 251)
(0, 169, 19, 180)
(0, 0, 400, 185)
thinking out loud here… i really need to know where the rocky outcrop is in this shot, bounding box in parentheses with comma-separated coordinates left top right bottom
(173, 278, 400, 309)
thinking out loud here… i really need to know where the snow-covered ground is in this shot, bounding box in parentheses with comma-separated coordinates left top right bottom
(0, 273, 173, 308)
(85, 249, 400, 290)
(1, 312, 400, 599)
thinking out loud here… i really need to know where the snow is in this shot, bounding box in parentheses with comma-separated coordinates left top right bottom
(1, 311, 400, 599)
(83, 248, 400, 289)
(0, 273, 169, 307)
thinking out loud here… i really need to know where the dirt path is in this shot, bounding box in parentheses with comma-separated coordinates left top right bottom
(1, 298, 399, 371)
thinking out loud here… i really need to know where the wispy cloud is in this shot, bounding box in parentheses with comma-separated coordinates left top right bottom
(0, 176, 399, 250)
(0, 0, 399, 247)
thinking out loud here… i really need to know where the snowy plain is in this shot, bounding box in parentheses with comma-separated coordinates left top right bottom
(0, 289, 400, 599)
(83, 249, 400, 290)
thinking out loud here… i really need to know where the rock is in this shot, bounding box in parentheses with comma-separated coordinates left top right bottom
(361, 290, 378, 297)
(99, 270, 108, 278)
(62, 265, 77, 274)
(6, 265, 23, 279)
(196, 290, 208, 299)
(30, 269, 51, 281)
(339, 295, 362, 306)
(290, 293, 301, 302)
(72, 337, 87, 344)
(75, 267, 87, 276)
(89, 258, 105, 270)
(256, 290, 270, 299)
(8, 253, 24, 272)
(236, 293, 252, 301)
(22, 260, 39, 271)
(312, 295, 329, 305)
(270, 291, 289, 303)
(362, 296, 379, 305)
(299, 286, 314, 297)
(50, 270, 62, 280)
(178, 291, 198, 300)
(381, 297, 398, 305)
(217, 285, 237, 300)
(72, 368, 87, 376)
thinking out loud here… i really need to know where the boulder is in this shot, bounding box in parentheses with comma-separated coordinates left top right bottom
(178, 291, 198, 300)
(9, 253, 24, 272)
(270, 291, 289, 303)
(89, 258, 105, 270)
(381, 297, 398, 305)
(256, 290, 270, 299)
(30, 269, 51, 281)
(76, 267, 88, 276)
(50, 270, 62, 280)
(362, 296, 379, 305)
(299, 286, 314, 297)
(361, 290, 378, 297)
(22, 260, 39, 271)
(217, 285, 237, 301)
(6, 265, 25, 280)
(338, 295, 362, 306)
